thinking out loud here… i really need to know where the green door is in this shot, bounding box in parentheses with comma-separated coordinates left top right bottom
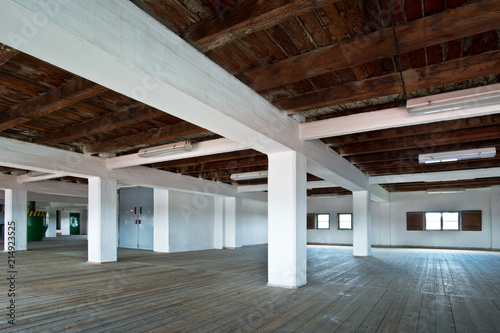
(69, 213, 80, 235)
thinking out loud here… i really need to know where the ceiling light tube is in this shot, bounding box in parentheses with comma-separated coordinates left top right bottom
(137, 140, 193, 158)
(406, 83, 500, 115)
(230, 171, 268, 181)
(427, 188, 465, 194)
(418, 147, 496, 164)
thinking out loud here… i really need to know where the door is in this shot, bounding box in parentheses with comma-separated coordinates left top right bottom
(119, 187, 154, 250)
(69, 213, 80, 235)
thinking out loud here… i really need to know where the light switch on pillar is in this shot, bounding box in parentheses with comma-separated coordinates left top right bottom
(88, 177, 118, 263)
(268, 151, 307, 288)
(4, 189, 28, 251)
(353, 190, 372, 257)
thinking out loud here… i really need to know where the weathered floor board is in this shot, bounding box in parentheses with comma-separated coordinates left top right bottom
(0, 238, 499, 332)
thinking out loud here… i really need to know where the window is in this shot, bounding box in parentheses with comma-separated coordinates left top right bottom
(338, 213, 352, 230)
(316, 214, 330, 229)
(424, 212, 460, 230)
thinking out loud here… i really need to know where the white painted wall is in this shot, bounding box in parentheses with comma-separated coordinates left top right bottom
(168, 191, 215, 253)
(307, 188, 498, 250)
(307, 196, 353, 245)
(241, 199, 268, 246)
(389, 189, 492, 249)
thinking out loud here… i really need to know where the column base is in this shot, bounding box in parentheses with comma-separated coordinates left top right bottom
(267, 282, 307, 289)
(87, 261, 118, 264)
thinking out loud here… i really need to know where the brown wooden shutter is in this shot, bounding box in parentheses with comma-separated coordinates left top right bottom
(461, 211, 482, 231)
(307, 213, 315, 229)
(407, 212, 424, 230)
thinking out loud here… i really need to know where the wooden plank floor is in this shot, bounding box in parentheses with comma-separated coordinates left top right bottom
(1, 237, 500, 332)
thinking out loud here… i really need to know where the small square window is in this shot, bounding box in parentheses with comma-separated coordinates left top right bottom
(443, 212, 460, 230)
(317, 213, 330, 229)
(425, 212, 442, 230)
(338, 213, 352, 230)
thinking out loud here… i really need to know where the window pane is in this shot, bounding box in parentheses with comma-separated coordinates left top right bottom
(425, 212, 441, 230)
(317, 214, 329, 229)
(443, 212, 459, 230)
(338, 213, 352, 230)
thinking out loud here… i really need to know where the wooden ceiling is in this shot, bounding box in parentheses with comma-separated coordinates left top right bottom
(1, 0, 500, 195)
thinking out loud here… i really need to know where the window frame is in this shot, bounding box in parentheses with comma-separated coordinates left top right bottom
(316, 213, 330, 230)
(337, 213, 353, 230)
(424, 211, 460, 231)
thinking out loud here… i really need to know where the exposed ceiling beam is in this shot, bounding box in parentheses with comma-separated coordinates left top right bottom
(370, 167, 500, 184)
(176, 155, 268, 175)
(152, 149, 263, 169)
(183, 0, 342, 52)
(0, 43, 18, 66)
(301, 91, 500, 141)
(35, 105, 165, 144)
(335, 125, 500, 156)
(275, 50, 500, 113)
(83, 121, 206, 154)
(237, 180, 339, 193)
(0, 0, 371, 193)
(106, 138, 248, 170)
(242, 0, 500, 91)
(0, 76, 107, 132)
(17, 172, 67, 184)
(0, 174, 88, 197)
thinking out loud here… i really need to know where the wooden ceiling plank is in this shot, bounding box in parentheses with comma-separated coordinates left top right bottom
(0, 77, 107, 132)
(83, 121, 206, 154)
(182, 0, 342, 52)
(178, 155, 269, 175)
(0, 43, 19, 67)
(242, 0, 500, 91)
(153, 149, 263, 169)
(35, 106, 165, 144)
(275, 49, 500, 113)
(335, 124, 500, 156)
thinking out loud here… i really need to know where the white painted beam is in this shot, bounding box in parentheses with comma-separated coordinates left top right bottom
(17, 172, 67, 184)
(0, 0, 370, 193)
(370, 168, 500, 184)
(301, 104, 500, 140)
(370, 185, 390, 203)
(107, 138, 247, 169)
(237, 180, 339, 193)
(0, 174, 88, 197)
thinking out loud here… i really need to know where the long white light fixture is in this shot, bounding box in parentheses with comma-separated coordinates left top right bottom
(230, 171, 268, 181)
(406, 84, 500, 115)
(418, 147, 496, 164)
(137, 140, 193, 158)
(427, 188, 465, 194)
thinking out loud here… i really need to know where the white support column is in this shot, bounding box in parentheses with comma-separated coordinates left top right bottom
(46, 207, 57, 238)
(4, 189, 27, 251)
(224, 197, 242, 249)
(353, 191, 372, 257)
(491, 186, 500, 250)
(153, 188, 170, 252)
(268, 151, 307, 289)
(87, 177, 117, 263)
(214, 197, 224, 250)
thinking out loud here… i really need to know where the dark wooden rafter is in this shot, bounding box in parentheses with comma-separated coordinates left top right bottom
(183, 0, 342, 52)
(275, 49, 500, 113)
(382, 177, 500, 192)
(0, 77, 107, 132)
(333, 125, 500, 156)
(35, 106, 166, 144)
(83, 121, 207, 154)
(308, 187, 352, 196)
(0, 43, 19, 67)
(174, 155, 268, 175)
(153, 149, 264, 169)
(241, 0, 500, 91)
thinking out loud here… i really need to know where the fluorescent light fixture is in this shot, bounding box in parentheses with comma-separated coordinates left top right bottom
(427, 188, 465, 194)
(230, 171, 268, 181)
(309, 194, 339, 198)
(28, 171, 53, 177)
(406, 83, 500, 115)
(137, 140, 193, 158)
(418, 147, 496, 164)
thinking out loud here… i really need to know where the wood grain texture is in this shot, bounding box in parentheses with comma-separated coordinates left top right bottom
(242, 0, 500, 91)
(2, 237, 500, 331)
